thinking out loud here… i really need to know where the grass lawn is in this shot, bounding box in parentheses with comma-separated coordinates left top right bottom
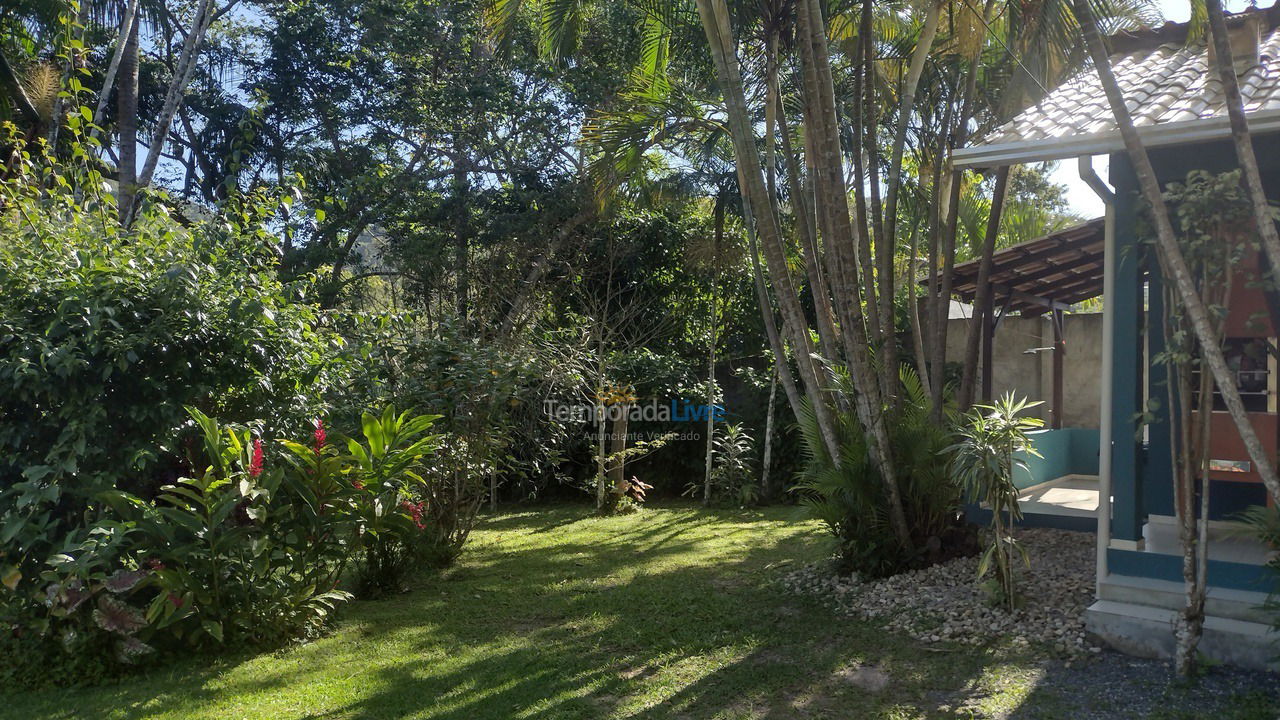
(1, 503, 1275, 719)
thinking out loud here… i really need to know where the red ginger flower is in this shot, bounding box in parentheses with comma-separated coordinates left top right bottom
(313, 418, 326, 454)
(249, 438, 263, 478)
(399, 500, 427, 530)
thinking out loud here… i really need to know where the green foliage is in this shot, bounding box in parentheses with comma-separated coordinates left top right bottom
(341, 407, 442, 595)
(795, 366, 968, 578)
(686, 423, 758, 507)
(1236, 504, 1280, 643)
(0, 404, 445, 688)
(947, 394, 1043, 611)
(0, 134, 352, 513)
(122, 408, 354, 648)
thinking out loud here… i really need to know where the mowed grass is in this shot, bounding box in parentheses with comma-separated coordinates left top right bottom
(1, 503, 1269, 719)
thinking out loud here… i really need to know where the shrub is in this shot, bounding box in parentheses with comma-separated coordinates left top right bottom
(416, 434, 491, 568)
(338, 407, 442, 595)
(948, 394, 1043, 611)
(0, 405, 445, 687)
(795, 366, 970, 577)
(120, 409, 355, 647)
(685, 423, 758, 507)
(0, 142, 351, 514)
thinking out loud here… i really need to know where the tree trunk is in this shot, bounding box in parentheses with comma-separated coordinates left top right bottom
(454, 166, 470, 326)
(929, 2, 991, 419)
(594, 329, 607, 510)
(761, 369, 777, 499)
(921, 104, 952, 405)
(741, 184, 804, 420)
(498, 207, 592, 337)
(792, 0, 912, 549)
(704, 195, 723, 506)
(608, 403, 630, 505)
(489, 464, 498, 513)
(91, 0, 141, 144)
(879, 0, 942, 406)
(852, 0, 880, 348)
(116, 15, 139, 214)
(695, 0, 842, 466)
(959, 165, 1010, 411)
(130, 0, 218, 220)
(1075, 0, 1280, 516)
(777, 96, 841, 365)
(793, 0, 912, 549)
(883, 0, 942, 256)
(0, 49, 40, 129)
(47, 0, 90, 148)
(906, 223, 932, 389)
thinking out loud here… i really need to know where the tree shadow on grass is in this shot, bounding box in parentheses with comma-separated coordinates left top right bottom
(0, 506, 1052, 720)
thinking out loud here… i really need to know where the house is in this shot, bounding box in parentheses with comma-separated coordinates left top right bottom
(953, 7, 1280, 668)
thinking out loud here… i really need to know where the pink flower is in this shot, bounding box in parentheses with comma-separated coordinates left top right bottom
(248, 439, 263, 478)
(353, 480, 365, 490)
(146, 558, 165, 571)
(313, 419, 326, 454)
(399, 500, 427, 530)
(168, 593, 185, 609)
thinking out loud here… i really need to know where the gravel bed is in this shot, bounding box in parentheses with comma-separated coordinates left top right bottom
(781, 527, 1280, 716)
(780, 527, 1099, 658)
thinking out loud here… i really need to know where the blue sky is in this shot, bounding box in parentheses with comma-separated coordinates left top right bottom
(1053, 0, 1272, 217)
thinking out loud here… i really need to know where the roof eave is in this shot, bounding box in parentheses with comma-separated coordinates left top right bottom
(953, 109, 1280, 169)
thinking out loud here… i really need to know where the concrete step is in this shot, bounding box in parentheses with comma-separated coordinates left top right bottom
(1098, 573, 1273, 625)
(1085, 599, 1279, 671)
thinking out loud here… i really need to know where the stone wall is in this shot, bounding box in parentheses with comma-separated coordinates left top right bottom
(945, 312, 1103, 429)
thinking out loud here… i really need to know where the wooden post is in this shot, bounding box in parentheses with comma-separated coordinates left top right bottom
(981, 303, 995, 403)
(1053, 308, 1066, 429)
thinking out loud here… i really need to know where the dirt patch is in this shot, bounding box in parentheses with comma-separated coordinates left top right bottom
(833, 663, 891, 693)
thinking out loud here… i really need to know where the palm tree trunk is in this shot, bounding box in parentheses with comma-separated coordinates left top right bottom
(695, 0, 843, 465)
(777, 95, 841, 365)
(795, 0, 911, 549)
(761, 369, 777, 498)
(922, 105, 952, 406)
(1074, 0, 1280, 513)
(959, 165, 1010, 410)
(117, 15, 139, 214)
(906, 223, 932, 390)
(879, 0, 943, 405)
(883, 0, 942, 254)
(849, 6, 875, 327)
(741, 184, 804, 420)
(704, 196, 723, 506)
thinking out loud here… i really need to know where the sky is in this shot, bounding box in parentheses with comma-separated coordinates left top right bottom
(1052, 0, 1272, 218)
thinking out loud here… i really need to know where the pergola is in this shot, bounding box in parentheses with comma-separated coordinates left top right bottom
(946, 217, 1110, 428)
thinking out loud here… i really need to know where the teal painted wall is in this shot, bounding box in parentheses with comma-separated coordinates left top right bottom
(1014, 428, 1101, 489)
(1105, 136, 1280, 591)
